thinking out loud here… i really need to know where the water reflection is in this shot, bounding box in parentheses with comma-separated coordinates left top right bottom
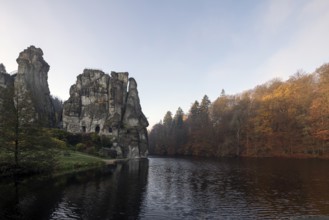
(1, 157, 329, 219)
(0, 159, 149, 220)
(140, 157, 329, 219)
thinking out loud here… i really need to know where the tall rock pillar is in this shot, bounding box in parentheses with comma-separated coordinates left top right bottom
(15, 46, 55, 126)
(120, 78, 149, 158)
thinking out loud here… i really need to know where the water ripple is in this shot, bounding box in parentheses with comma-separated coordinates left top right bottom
(139, 157, 329, 219)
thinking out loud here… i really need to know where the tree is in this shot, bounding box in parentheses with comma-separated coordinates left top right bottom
(0, 83, 57, 175)
(211, 93, 234, 156)
(148, 122, 165, 154)
(51, 95, 63, 128)
(148, 62, 329, 159)
(188, 101, 200, 130)
(163, 111, 173, 129)
(172, 107, 187, 154)
(220, 89, 225, 97)
(309, 64, 329, 154)
(173, 107, 184, 128)
(199, 95, 211, 128)
(230, 94, 251, 156)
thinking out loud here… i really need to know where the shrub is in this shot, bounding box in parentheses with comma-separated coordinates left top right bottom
(47, 128, 70, 141)
(67, 133, 83, 146)
(50, 137, 68, 149)
(75, 143, 86, 151)
(86, 146, 96, 155)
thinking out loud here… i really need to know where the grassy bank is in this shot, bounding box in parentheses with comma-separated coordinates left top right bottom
(55, 151, 108, 175)
(0, 149, 124, 178)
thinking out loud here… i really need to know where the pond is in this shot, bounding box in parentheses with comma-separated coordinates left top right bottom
(1, 157, 329, 219)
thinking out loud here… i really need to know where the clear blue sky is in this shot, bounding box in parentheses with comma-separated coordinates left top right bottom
(1, 0, 329, 128)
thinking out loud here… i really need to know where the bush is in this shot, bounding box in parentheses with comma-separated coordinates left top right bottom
(47, 128, 70, 141)
(67, 133, 83, 146)
(85, 146, 96, 155)
(50, 137, 67, 149)
(22, 150, 59, 174)
(91, 133, 100, 143)
(75, 143, 86, 151)
(100, 135, 113, 148)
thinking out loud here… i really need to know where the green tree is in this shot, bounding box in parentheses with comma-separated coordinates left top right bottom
(173, 107, 184, 128)
(0, 84, 57, 175)
(172, 107, 187, 154)
(189, 101, 200, 130)
(163, 111, 173, 129)
(148, 122, 166, 154)
(199, 95, 211, 128)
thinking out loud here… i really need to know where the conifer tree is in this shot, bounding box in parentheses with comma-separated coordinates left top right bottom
(0, 83, 57, 174)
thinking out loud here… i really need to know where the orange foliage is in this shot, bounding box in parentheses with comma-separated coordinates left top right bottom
(149, 64, 329, 158)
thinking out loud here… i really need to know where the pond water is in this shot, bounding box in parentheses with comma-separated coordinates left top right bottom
(1, 157, 329, 219)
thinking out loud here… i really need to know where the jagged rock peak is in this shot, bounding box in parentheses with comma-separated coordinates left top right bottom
(77, 69, 107, 85)
(14, 46, 56, 127)
(0, 64, 13, 89)
(16, 45, 49, 73)
(0, 46, 61, 128)
(0, 63, 6, 73)
(81, 68, 105, 77)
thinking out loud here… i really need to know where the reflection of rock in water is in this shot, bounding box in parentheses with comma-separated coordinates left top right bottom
(0, 160, 149, 220)
(113, 159, 149, 219)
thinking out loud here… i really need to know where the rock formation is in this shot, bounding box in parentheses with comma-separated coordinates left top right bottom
(1, 46, 149, 159)
(0, 64, 13, 89)
(0, 46, 58, 127)
(63, 69, 149, 158)
(0, 64, 14, 107)
(15, 46, 56, 127)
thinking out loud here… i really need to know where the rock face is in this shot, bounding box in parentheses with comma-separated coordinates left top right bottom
(1, 46, 148, 159)
(63, 69, 149, 158)
(0, 64, 13, 89)
(15, 46, 56, 126)
(0, 46, 57, 127)
(0, 64, 14, 107)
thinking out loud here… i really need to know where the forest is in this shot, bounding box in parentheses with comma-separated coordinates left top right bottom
(149, 63, 329, 158)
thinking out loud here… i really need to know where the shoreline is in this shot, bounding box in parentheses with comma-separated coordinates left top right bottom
(148, 153, 329, 160)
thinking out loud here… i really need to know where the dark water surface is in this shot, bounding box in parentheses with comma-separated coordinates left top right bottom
(1, 157, 329, 219)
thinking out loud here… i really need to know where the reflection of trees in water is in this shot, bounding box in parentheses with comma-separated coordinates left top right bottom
(0, 177, 22, 219)
(210, 159, 329, 218)
(0, 159, 149, 220)
(142, 158, 329, 219)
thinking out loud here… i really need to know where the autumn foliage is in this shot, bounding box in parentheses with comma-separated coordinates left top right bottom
(149, 63, 329, 158)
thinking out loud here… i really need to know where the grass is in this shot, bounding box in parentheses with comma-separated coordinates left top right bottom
(55, 151, 106, 174)
(0, 149, 118, 178)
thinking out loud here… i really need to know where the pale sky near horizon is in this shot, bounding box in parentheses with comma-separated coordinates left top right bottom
(1, 0, 329, 128)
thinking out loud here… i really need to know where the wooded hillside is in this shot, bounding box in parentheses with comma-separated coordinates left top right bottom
(149, 63, 329, 158)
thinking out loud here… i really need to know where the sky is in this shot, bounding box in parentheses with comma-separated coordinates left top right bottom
(1, 0, 329, 128)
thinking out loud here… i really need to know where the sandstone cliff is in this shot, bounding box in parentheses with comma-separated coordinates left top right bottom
(0, 46, 59, 127)
(0, 64, 14, 106)
(0, 64, 14, 88)
(15, 46, 56, 126)
(1, 46, 148, 158)
(63, 69, 149, 158)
